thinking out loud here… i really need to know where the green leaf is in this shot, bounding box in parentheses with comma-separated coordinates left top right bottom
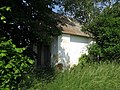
(28, 59, 34, 64)
(6, 7, 11, 11)
(5, 64, 12, 68)
(3, 20, 6, 23)
(27, 76, 30, 79)
(0, 53, 7, 57)
(15, 48, 25, 53)
(1, 16, 6, 20)
(0, 50, 7, 53)
(15, 69, 20, 74)
(0, 6, 6, 10)
(0, 61, 4, 66)
(4, 88, 10, 90)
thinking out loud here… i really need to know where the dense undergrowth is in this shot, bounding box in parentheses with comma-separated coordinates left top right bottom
(0, 39, 34, 90)
(27, 61, 120, 90)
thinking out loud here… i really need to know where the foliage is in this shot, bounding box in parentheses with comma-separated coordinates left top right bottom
(0, 6, 11, 23)
(56, 0, 119, 24)
(84, 2, 120, 61)
(78, 54, 90, 66)
(29, 62, 120, 90)
(0, 38, 34, 90)
(0, 0, 61, 47)
(56, 0, 100, 24)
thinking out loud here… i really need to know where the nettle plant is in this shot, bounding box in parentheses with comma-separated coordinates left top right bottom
(0, 38, 34, 90)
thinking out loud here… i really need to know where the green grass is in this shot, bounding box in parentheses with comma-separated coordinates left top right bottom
(28, 62, 120, 90)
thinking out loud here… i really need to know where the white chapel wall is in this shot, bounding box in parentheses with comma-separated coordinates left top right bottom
(51, 34, 93, 68)
(57, 34, 70, 69)
(69, 35, 92, 66)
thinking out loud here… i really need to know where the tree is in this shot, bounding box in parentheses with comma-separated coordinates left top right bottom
(55, 0, 100, 24)
(85, 2, 120, 61)
(56, 0, 119, 24)
(0, 6, 34, 90)
(0, 0, 61, 48)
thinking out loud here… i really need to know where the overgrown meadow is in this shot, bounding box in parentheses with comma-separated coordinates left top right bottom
(28, 62, 120, 90)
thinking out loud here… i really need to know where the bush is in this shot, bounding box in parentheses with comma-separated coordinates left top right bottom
(84, 2, 120, 61)
(88, 43, 103, 61)
(78, 54, 90, 66)
(0, 38, 34, 90)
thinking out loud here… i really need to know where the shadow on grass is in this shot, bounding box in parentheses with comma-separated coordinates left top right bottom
(19, 66, 56, 90)
(34, 67, 55, 82)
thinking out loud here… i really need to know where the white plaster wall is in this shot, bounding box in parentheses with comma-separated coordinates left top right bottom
(69, 36, 92, 66)
(51, 34, 93, 68)
(57, 34, 70, 69)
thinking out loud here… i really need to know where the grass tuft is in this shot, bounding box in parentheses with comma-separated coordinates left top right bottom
(28, 62, 120, 90)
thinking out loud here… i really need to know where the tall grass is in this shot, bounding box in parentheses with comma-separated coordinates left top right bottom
(29, 62, 120, 90)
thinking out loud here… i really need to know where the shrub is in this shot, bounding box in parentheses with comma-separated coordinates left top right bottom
(78, 54, 90, 66)
(87, 43, 103, 61)
(84, 2, 120, 61)
(0, 38, 34, 90)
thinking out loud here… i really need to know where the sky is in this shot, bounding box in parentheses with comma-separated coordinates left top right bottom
(52, 5, 60, 13)
(52, 0, 120, 14)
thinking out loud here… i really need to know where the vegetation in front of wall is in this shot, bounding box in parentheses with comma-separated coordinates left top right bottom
(0, 38, 34, 90)
(83, 2, 120, 62)
(19, 66, 56, 90)
(27, 60, 120, 90)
